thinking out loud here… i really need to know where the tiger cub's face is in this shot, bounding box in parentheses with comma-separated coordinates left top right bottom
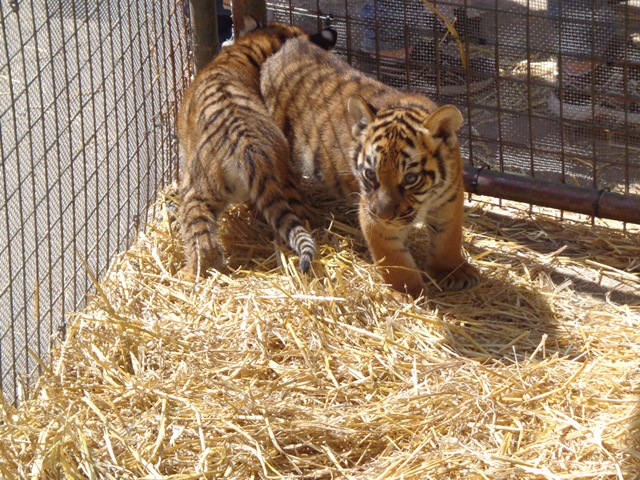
(348, 96, 464, 229)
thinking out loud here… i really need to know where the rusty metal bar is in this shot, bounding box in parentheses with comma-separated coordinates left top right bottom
(189, 0, 219, 71)
(246, 0, 267, 25)
(464, 166, 640, 225)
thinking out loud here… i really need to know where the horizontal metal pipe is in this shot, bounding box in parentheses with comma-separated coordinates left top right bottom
(463, 166, 640, 225)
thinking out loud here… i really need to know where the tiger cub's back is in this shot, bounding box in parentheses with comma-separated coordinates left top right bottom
(261, 39, 480, 297)
(260, 40, 389, 198)
(177, 25, 333, 277)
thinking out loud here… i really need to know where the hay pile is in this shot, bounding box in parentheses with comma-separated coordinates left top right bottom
(2, 185, 639, 479)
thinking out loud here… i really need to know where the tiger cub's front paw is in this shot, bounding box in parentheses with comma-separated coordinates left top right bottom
(380, 267, 425, 300)
(431, 262, 481, 292)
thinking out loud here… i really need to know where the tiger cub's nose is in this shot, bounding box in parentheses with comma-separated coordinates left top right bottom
(372, 191, 399, 220)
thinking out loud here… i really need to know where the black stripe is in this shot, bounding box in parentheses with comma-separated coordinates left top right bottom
(371, 132, 390, 146)
(190, 229, 214, 239)
(375, 110, 396, 120)
(404, 135, 416, 149)
(267, 60, 318, 113)
(223, 182, 234, 195)
(425, 222, 443, 234)
(224, 122, 251, 147)
(423, 170, 436, 182)
(276, 32, 292, 45)
(407, 161, 420, 170)
(274, 208, 296, 230)
(351, 143, 362, 168)
(435, 149, 447, 182)
(198, 89, 225, 110)
(368, 119, 420, 144)
(376, 108, 424, 125)
(232, 46, 262, 70)
(183, 204, 215, 220)
(306, 76, 354, 114)
(253, 42, 272, 59)
(198, 107, 226, 135)
(394, 116, 419, 137)
(184, 214, 214, 228)
(260, 192, 285, 212)
(444, 189, 459, 204)
(255, 174, 274, 201)
(185, 193, 216, 206)
(413, 187, 431, 196)
(202, 109, 237, 136)
(198, 126, 247, 164)
(283, 117, 292, 142)
(296, 235, 314, 245)
(297, 240, 314, 251)
(244, 150, 257, 184)
(283, 179, 298, 190)
(370, 118, 397, 132)
(287, 197, 304, 207)
(312, 147, 323, 180)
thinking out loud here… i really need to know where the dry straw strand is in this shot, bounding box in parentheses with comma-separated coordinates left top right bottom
(1, 185, 639, 479)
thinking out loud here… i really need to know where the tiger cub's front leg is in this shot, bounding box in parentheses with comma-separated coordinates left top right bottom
(359, 202, 425, 298)
(422, 187, 480, 292)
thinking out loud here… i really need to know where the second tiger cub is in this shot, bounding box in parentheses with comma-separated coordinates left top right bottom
(261, 39, 481, 298)
(177, 24, 335, 277)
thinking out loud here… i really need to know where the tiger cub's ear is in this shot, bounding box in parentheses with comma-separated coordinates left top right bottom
(348, 96, 377, 138)
(222, 15, 260, 47)
(308, 27, 338, 50)
(424, 105, 464, 146)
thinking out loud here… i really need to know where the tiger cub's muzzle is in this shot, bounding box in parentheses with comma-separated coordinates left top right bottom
(368, 189, 412, 225)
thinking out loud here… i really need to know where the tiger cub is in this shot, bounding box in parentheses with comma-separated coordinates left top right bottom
(260, 38, 481, 298)
(177, 24, 336, 276)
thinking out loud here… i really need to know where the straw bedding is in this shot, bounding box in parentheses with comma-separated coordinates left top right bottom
(1, 185, 639, 479)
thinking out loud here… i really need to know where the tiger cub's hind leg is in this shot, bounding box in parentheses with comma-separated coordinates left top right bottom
(246, 147, 316, 273)
(179, 179, 226, 277)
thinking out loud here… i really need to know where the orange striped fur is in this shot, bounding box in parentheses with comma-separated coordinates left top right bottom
(261, 39, 480, 297)
(177, 24, 320, 276)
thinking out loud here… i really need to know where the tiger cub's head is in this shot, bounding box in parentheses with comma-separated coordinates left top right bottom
(348, 96, 464, 227)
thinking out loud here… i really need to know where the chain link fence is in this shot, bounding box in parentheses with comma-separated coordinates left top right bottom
(0, 0, 190, 404)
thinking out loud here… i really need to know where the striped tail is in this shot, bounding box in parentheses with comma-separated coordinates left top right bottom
(285, 224, 315, 273)
(259, 199, 316, 273)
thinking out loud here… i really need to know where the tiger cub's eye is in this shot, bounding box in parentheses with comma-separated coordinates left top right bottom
(364, 168, 377, 181)
(403, 172, 420, 186)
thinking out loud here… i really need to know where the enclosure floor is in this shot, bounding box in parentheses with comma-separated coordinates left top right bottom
(1, 187, 638, 479)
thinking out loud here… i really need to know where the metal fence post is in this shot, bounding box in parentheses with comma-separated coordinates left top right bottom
(189, 0, 219, 71)
(232, 0, 267, 37)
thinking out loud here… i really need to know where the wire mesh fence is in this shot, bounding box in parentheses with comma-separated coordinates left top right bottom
(0, 0, 190, 404)
(268, 0, 640, 197)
